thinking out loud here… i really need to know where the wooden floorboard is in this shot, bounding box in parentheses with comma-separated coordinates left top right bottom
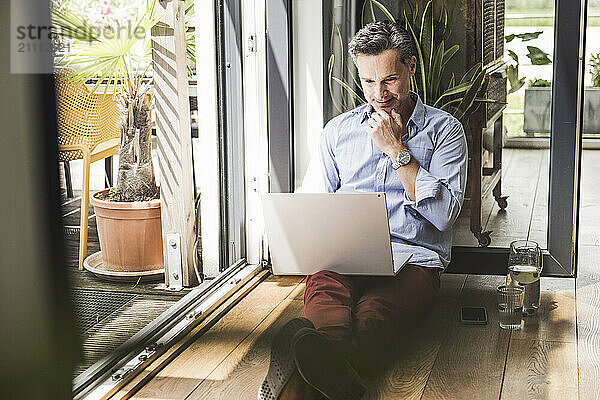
(576, 245, 600, 400)
(577, 152, 600, 399)
(500, 277, 578, 399)
(131, 275, 304, 400)
(421, 275, 510, 400)
(501, 338, 578, 399)
(527, 150, 549, 248)
(510, 278, 576, 343)
(453, 148, 516, 247)
(579, 151, 600, 246)
(363, 274, 466, 400)
(186, 299, 304, 400)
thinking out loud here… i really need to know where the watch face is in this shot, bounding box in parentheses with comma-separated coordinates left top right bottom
(398, 150, 411, 165)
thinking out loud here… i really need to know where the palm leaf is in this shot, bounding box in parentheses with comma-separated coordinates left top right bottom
(507, 49, 519, 63)
(51, 6, 100, 42)
(53, 0, 165, 97)
(434, 81, 473, 107)
(448, 73, 455, 90)
(507, 64, 525, 94)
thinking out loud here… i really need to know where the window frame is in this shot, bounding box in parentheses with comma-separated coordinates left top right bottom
(311, 0, 585, 277)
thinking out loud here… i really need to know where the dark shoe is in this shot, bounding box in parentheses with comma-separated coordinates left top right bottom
(278, 369, 326, 400)
(258, 317, 315, 400)
(292, 328, 366, 400)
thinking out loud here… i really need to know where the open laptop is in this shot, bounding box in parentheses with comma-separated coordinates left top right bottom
(261, 193, 412, 276)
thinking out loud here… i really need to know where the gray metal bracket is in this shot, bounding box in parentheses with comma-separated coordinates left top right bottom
(166, 233, 184, 291)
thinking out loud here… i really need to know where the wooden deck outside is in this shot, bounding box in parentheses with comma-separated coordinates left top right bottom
(61, 186, 192, 376)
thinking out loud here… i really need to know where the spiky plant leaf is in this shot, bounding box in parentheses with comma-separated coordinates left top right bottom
(369, 0, 396, 21)
(442, 45, 459, 66)
(456, 69, 486, 120)
(430, 41, 444, 100)
(420, 1, 434, 83)
(405, 10, 427, 103)
(460, 63, 482, 85)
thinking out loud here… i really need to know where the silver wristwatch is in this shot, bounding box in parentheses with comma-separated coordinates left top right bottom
(391, 149, 411, 170)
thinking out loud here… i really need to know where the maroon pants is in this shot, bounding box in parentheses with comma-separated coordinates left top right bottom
(302, 265, 440, 372)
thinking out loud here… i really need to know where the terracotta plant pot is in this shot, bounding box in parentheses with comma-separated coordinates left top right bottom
(90, 189, 163, 273)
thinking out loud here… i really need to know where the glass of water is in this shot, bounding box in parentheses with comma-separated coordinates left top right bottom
(497, 285, 524, 329)
(506, 240, 542, 315)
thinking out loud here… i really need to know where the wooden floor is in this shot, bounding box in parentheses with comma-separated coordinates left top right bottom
(123, 259, 599, 400)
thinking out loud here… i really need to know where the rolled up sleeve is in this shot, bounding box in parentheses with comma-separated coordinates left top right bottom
(404, 122, 468, 232)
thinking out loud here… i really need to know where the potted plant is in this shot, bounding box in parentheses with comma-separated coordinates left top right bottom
(523, 77, 552, 135)
(523, 51, 600, 134)
(52, 0, 194, 278)
(584, 52, 600, 133)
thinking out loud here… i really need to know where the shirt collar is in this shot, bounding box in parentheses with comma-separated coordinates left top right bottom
(359, 91, 426, 131)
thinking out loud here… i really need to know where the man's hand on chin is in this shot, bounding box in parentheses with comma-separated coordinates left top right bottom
(365, 105, 407, 158)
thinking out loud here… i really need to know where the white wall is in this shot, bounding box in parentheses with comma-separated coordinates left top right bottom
(292, 0, 324, 190)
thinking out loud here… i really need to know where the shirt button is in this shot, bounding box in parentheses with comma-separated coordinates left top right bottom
(377, 174, 383, 180)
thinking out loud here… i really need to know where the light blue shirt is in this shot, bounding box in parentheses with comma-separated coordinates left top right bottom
(300, 93, 468, 269)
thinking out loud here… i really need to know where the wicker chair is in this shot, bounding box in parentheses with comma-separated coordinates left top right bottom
(55, 68, 121, 269)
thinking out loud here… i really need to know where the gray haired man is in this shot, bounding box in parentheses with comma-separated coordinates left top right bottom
(259, 20, 467, 400)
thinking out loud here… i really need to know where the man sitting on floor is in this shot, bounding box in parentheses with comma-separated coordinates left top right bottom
(258, 20, 468, 400)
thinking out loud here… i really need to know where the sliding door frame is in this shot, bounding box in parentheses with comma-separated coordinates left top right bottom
(449, 0, 586, 277)
(289, 0, 587, 277)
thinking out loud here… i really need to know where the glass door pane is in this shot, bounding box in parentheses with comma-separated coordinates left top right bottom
(322, 0, 580, 275)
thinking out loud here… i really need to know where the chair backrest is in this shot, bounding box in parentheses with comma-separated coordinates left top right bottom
(54, 68, 121, 161)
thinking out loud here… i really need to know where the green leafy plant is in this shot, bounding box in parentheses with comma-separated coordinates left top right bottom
(590, 52, 600, 88)
(52, 0, 196, 201)
(328, 0, 493, 123)
(527, 78, 552, 87)
(528, 78, 551, 87)
(505, 31, 551, 94)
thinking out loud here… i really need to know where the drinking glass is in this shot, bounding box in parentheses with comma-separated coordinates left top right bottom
(506, 240, 542, 315)
(497, 285, 524, 329)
